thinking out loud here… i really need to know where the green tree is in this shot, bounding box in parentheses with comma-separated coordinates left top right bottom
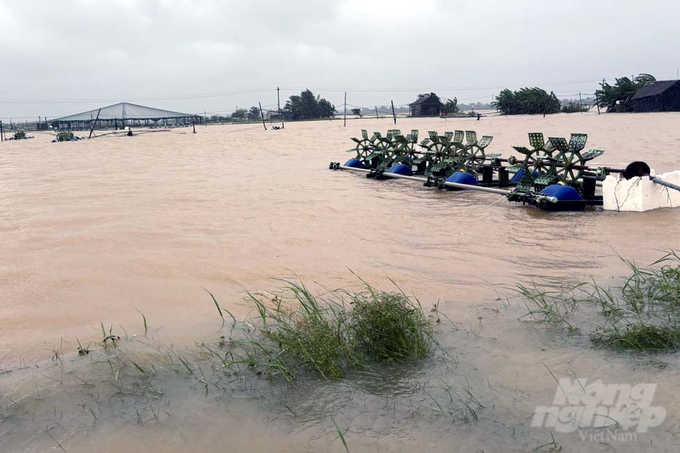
(231, 108, 247, 120)
(561, 102, 589, 113)
(247, 106, 261, 120)
(283, 89, 336, 120)
(595, 74, 656, 112)
(317, 99, 336, 118)
(494, 88, 560, 115)
(441, 97, 459, 115)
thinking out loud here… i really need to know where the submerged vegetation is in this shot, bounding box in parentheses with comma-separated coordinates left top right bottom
(1, 278, 488, 453)
(517, 250, 680, 351)
(56, 131, 74, 142)
(351, 290, 432, 361)
(591, 324, 680, 350)
(223, 280, 434, 380)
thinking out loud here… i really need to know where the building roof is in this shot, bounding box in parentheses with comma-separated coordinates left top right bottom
(53, 102, 197, 122)
(631, 80, 680, 100)
(410, 93, 440, 106)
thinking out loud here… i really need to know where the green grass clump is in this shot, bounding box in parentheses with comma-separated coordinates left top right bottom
(57, 131, 74, 142)
(620, 251, 680, 313)
(516, 250, 680, 352)
(13, 130, 26, 140)
(261, 295, 354, 379)
(351, 291, 432, 361)
(516, 281, 584, 330)
(591, 324, 680, 351)
(220, 280, 435, 380)
(268, 314, 351, 378)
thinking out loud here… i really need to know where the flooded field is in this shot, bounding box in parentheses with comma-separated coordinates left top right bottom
(2, 112, 680, 452)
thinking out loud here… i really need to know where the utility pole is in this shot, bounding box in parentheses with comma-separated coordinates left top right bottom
(597, 78, 606, 115)
(89, 108, 102, 139)
(343, 92, 347, 127)
(259, 102, 267, 131)
(0, 120, 4, 141)
(579, 92, 582, 109)
(204, 110, 207, 126)
(277, 87, 281, 113)
(375, 106, 379, 120)
(390, 100, 397, 124)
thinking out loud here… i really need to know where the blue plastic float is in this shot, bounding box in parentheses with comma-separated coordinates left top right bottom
(446, 171, 479, 186)
(344, 158, 366, 168)
(540, 184, 584, 202)
(386, 163, 413, 176)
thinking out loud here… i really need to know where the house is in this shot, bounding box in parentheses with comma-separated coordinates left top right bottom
(265, 110, 283, 121)
(409, 93, 442, 117)
(632, 80, 680, 112)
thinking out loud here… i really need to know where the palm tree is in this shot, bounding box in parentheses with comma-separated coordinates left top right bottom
(283, 90, 336, 120)
(247, 106, 261, 120)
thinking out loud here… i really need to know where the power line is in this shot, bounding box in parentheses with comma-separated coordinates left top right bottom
(280, 78, 603, 93)
(0, 78, 604, 105)
(0, 89, 275, 105)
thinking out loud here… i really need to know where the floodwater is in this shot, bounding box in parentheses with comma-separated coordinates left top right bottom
(1, 112, 680, 452)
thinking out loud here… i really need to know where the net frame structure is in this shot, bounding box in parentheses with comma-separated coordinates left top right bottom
(52, 102, 200, 129)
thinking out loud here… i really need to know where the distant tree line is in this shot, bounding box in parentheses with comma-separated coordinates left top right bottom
(561, 101, 590, 114)
(230, 106, 264, 120)
(230, 108, 248, 120)
(222, 74, 658, 122)
(227, 89, 335, 121)
(492, 73, 657, 115)
(458, 101, 493, 111)
(360, 105, 410, 116)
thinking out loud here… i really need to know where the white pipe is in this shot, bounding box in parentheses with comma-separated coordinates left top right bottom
(653, 176, 680, 193)
(337, 165, 511, 195)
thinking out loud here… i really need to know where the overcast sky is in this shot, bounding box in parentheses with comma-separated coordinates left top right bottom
(1, 0, 679, 120)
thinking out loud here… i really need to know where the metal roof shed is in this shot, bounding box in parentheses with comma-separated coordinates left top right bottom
(53, 102, 199, 125)
(631, 80, 680, 112)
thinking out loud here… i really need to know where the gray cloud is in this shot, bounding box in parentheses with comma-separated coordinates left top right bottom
(1, 0, 679, 119)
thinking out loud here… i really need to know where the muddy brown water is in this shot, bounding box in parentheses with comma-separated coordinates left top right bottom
(1, 113, 680, 452)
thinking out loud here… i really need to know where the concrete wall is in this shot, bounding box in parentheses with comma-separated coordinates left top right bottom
(603, 170, 680, 211)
